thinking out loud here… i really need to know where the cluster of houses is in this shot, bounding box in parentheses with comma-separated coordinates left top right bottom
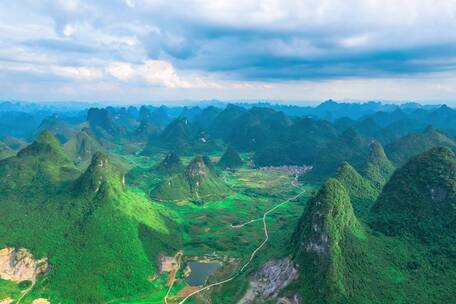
(258, 165, 312, 178)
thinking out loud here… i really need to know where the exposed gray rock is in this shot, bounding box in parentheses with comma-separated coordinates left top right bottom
(277, 294, 301, 304)
(303, 201, 330, 263)
(238, 257, 298, 304)
(0, 247, 49, 283)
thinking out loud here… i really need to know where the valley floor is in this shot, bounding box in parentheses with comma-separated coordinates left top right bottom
(115, 164, 314, 304)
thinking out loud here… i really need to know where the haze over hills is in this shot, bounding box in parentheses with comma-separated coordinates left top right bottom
(0, 100, 455, 304)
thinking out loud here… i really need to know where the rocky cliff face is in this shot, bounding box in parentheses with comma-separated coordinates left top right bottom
(0, 247, 49, 283)
(186, 157, 209, 180)
(291, 178, 366, 302)
(238, 257, 298, 304)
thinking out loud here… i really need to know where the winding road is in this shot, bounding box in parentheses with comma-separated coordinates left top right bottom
(163, 184, 305, 304)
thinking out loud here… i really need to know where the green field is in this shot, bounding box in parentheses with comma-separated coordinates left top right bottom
(112, 151, 314, 304)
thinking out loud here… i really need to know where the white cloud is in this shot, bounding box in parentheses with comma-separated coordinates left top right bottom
(53, 66, 103, 80)
(57, 22, 139, 47)
(3, 0, 456, 102)
(107, 61, 136, 81)
(63, 24, 76, 37)
(57, 0, 83, 12)
(339, 34, 369, 48)
(107, 60, 225, 88)
(141, 60, 190, 88)
(0, 60, 103, 80)
(124, 0, 136, 8)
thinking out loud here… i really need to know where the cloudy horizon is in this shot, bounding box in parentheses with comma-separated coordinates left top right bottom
(2, 1, 456, 104)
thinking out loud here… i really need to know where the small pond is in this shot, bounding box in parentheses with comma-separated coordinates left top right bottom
(185, 261, 222, 286)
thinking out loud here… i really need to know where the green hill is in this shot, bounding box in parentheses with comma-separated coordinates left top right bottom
(0, 131, 79, 189)
(253, 117, 338, 166)
(0, 141, 14, 160)
(154, 152, 184, 175)
(291, 178, 367, 303)
(75, 151, 124, 195)
(157, 117, 192, 149)
(370, 147, 456, 241)
(64, 128, 105, 166)
(333, 162, 379, 218)
(362, 141, 395, 190)
(151, 156, 229, 203)
(0, 145, 178, 303)
(37, 115, 77, 144)
(134, 119, 159, 140)
(218, 146, 243, 169)
(209, 104, 246, 138)
(226, 107, 291, 151)
(385, 127, 456, 165)
(87, 107, 126, 145)
(303, 128, 371, 182)
(289, 147, 456, 304)
(142, 117, 216, 155)
(0, 136, 27, 150)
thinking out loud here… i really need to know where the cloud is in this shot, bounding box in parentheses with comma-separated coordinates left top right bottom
(107, 61, 136, 81)
(53, 66, 103, 80)
(107, 60, 226, 88)
(106, 60, 189, 87)
(124, 0, 136, 8)
(0, 61, 103, 81)
(2, 0, 456, 101)
(63, 24, 77, 37)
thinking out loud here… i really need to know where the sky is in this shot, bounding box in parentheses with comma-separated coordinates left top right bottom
(2, 0, 456, 104)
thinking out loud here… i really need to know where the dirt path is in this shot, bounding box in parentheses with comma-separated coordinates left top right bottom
(164, 183, 305, 304)
(163, 250, 183, 304)
(16, 283, 34, 304)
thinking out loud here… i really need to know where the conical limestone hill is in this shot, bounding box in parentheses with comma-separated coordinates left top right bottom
(218, 146, 243, 169)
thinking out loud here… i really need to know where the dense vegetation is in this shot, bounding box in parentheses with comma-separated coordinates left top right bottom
(289, 147, 456, 303)
(0, 133, 176, 303)
(218, 146, 243, 169)
(1, 100, 456, 303)
(150, 156, 230, 203)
